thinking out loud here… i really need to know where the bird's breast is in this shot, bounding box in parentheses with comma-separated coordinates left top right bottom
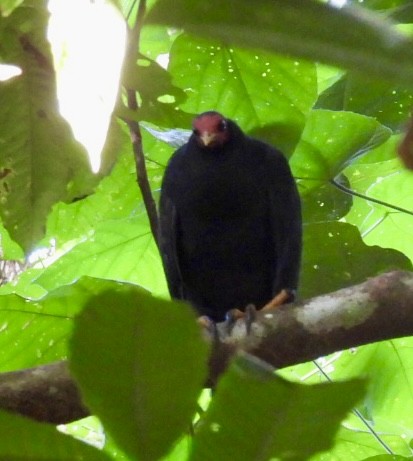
(177, 156, 266, 219)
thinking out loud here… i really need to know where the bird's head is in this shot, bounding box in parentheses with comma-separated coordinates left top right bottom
(192, 111, 230, 149)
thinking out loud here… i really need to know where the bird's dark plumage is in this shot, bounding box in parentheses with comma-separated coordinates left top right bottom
(159, 111, 301, 322)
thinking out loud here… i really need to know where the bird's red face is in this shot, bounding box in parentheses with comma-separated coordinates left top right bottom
(192, 112, 230, 149)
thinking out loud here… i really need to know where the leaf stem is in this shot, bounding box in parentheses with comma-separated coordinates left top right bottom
(123, 0, 160, 246)
(312, 360, 393, 455)
(330, 176, 413, 216)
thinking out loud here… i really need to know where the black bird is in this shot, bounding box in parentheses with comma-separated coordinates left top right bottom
(159, 111, 301, 322)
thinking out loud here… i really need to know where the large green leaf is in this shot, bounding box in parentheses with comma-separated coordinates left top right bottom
(70, 289, 209, 461)
(0, 276, 136, 371)
(139, 24, 180, 60)
(168, 33, 317, 154)
(0, 0, 23, 16)
(300, 174, 353, 224)
(301, 221, 412, 299)
(311, 423, 412, 460)
(0, 131, 169, 300)
(316, 74, 413, 131)
(290, 110, 391, 191)
(43, 141, 139, 248)
(0, 410, 111, 460)
(280, 338, 413, 458)
(327, 339, 413, 433)
(0, 220, 24, 260)
(0, 1, 96, 252)
(343, 135, 413, 264)
(37, 216, 166, 296)
(191, 354, 365, 461)
(125, 56, 192, 126)
(146, 0, 413, 86)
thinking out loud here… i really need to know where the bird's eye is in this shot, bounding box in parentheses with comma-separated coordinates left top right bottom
(217, 119, 227, 132)
(193, 129, 200, 136)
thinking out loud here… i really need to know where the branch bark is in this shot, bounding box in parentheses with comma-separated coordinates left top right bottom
(2, 270, 413, 424)
(123, 0, 160, 246)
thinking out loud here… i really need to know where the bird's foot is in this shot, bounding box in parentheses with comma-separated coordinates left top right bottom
(261, 289, 296, 311)
(223, 290, 295, 335)
(198, 315, 219, 341)
(225, 304, 257, 335)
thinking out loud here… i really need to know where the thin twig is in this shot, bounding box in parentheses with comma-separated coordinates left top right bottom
(330, 177, 413, 216)
(123, 0, 159, 246)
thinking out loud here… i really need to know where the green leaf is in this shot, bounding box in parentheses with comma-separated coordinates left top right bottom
(301, 221, 412, 299)
(0, 410, 111, 460)
(146, 0, 413, 86)
(191, 354, 366, 461)
(327, 338, 413, 433)
(4, 133, 168, 299)
(316, 74, 413, 131)
(139, 25, 180, 60)
(279, 351, 413, 459)
(70, 289, 209, 461)
(0, 220, 24, 260)
(37, 133, 168, 297)
(0, 1, 96, 252)
(282, 339, 413, 454)
(37, 216, 166, 296)
(301, 174, 353, 223)
(362, 456, 411, 461)
(168, 33, 317, 154)
(123, 56, 192, 127)
(344, 136, 413, 264)
(291, 110, 391, 191)
(310, 422, 411, 460)
(0, 276, 134, 371)
(0, 0, 23, 16)
(389, 3, 413, 23)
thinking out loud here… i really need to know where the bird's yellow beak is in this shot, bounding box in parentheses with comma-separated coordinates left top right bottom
(200, 132, 216, 146)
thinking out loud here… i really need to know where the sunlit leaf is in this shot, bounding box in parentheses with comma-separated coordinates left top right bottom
(37, 217, 166, 296)
(0, 220, 24, 260)
(0, 410, 111, 460)
(311, 423, 412, 460)
(344, 135, 413, 264)
(0, 276, 135, 371)
(290, 110, 391, 192)
(70, 289, 209, 461)
(191, 354, 365, 461)
(168, 33, 317, 154)
(0, 1, 96, 252)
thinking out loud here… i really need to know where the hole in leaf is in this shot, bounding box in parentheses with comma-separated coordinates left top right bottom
(157, 94, 176, 104)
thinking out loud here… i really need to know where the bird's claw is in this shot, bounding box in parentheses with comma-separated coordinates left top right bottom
(244, 304, 257, 334)
(224, 308, 244, 334)
(224, 305, 257, 335)
(198, 315, 219, 342)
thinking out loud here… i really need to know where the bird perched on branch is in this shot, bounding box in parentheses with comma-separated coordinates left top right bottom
(159, 111, 301, 323)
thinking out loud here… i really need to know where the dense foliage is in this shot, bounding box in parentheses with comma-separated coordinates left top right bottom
(0, 0, 413, 459)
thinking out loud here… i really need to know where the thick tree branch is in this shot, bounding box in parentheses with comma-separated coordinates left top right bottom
(2, 270, 413, 424)
(0, 361, 87, 424)
(209, 270, 413, 382)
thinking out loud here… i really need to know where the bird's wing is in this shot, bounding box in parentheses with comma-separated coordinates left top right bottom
(267, 149, 302, 296)
(158, 192, 184, 300)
